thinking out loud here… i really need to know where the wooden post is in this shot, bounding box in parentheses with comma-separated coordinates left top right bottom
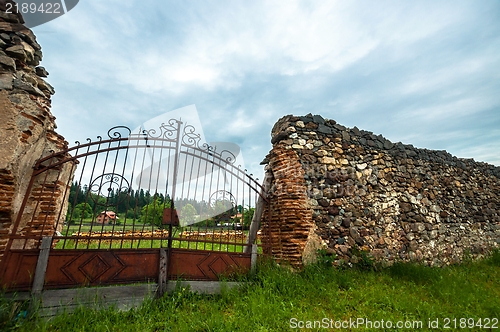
(30, 236, 52, 311)
(158, 204, 178, 297)
(244, 171, 272, 254)
(32, 237, 52, 295)
(250, 244, 258, 275)
(157, 248, 168, 297)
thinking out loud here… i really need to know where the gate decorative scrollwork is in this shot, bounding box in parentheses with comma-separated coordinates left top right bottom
(89, 173, 130, 207)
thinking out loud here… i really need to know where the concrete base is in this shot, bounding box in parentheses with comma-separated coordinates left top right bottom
(6, 281, 244, 317)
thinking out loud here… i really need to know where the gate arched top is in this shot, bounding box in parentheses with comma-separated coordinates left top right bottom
(33, 121, 268, 202)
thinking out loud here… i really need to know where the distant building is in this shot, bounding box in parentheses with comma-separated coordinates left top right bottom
(96, 211, 118, 224)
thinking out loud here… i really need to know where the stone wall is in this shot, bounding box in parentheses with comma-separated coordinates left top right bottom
(0, 2, 70, 259)
(262, 114, 500, 267)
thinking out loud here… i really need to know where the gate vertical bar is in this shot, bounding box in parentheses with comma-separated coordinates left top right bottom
(245, 170, 271, 253)
(158, 120, 182, 296)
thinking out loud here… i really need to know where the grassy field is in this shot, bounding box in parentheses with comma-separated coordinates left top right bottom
(2, 250, 499, 331)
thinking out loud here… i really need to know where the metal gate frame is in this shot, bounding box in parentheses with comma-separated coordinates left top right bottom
(0, 119, 269, 294)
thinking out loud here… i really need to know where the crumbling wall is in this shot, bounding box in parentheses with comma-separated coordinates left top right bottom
(263, 114, 500, 267)
(260, 146, 319, 264)
(0, 2, 70, 259)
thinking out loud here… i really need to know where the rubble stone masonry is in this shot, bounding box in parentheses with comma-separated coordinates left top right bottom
(262, 114, 500, 267)
(0, 2, 70, 261)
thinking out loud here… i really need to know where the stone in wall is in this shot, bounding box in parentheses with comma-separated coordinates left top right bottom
(0, 2, 71, 259)
(263, 113, 500, 267)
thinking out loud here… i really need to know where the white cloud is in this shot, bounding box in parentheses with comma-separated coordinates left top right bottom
(40, 0, 475, 95)
(31, 0, 500, 173)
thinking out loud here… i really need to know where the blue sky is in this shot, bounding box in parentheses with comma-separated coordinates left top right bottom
(32, 0, 500, 179)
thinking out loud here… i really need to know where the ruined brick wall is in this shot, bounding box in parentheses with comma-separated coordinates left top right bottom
(260, 146, 322, 266)
(0, 2, 71, 259)
(263, 114, 500, 267)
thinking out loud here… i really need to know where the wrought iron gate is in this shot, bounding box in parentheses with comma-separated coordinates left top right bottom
(0, 119, 269, 292)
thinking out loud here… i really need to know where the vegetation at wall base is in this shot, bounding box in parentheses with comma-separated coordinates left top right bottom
(2, 250, 499, 331)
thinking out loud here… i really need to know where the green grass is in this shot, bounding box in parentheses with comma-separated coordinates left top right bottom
(55, 239, 247, 252)
(2, 250, 499, 331)
(55, 224, 250, 252)
(60, 223, 248, 236)
(59, 222, 164, 236)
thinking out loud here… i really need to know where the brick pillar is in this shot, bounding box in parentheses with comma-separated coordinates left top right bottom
(261, 144, 320, 267)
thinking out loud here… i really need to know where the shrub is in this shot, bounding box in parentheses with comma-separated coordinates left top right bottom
(488, 248, 500, 266)
(350, 245, 376, 271)
(316, 249, 336, 268)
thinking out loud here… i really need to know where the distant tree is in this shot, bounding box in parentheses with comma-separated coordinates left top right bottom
(180, 204, 197, 226)
(68, 181, 86, 206)
(90, 194, 107, 213)
(140, 189, 147, 206)
(125, 208, 141, 220)
(243, 207, 255, 229)
(141, 196, 171, 228)
(71, 202, 93, 221)
(65, 202, 72, 222)
(213, 200, 235, 220)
